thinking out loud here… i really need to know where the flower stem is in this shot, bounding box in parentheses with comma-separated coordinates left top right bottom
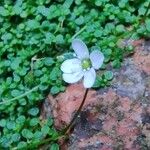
(72, 25, 87, 40)
(62, 88, 89, 135)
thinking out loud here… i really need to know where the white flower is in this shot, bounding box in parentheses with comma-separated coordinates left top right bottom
(61, 39, 104, 88)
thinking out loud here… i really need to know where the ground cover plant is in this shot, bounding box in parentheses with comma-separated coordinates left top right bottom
(0, 0, 150, 149)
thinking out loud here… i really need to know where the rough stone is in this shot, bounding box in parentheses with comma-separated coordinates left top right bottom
(41, 39, 150, 150)
(112, 58, 146, 100)
(133, 48, 150, 75)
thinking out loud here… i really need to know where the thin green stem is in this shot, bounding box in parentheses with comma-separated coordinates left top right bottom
(18, 135, 65, 150)
(0, 85, 39, 105)
(72, 25, 87, 40)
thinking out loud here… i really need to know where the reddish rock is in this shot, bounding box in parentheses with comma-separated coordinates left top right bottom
(133, 46, 150, 75)
(112, 57, 145, 100)
(117, 39, 144, 49)
(116, 118, 139, 136)
(131, 39, 144, 47)
(103, 116, 117, 131)
(44, 85, 118, 129)
(117, 97, 132, 112)
(78, 134, 114, 149)
(41, 39, 150, 149)
(68, 94, 142, 149)
(42, 85, 144, 149)
(47, 83, 97, 128)
(141, 124, 150, 147)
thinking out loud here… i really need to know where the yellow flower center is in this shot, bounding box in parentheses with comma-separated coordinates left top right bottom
(81, 59, 91, 70)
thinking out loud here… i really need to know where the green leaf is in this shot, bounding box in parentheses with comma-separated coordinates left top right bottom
(94, 30, 102, 37)
(50, 67, 61, 81)
(93, 77, 102, 88)
(21, 129, 33, 139)
(6, 121, 16, 130)
(50, 86, 60, 95)
(18, 98, 27, 105)
(34, 70, 43, 77)
(39, 84, 49, 91)
(145, 19, 150, 32)
(116, 25, 125, 33)
(47, 117, 53, 126)
(34, 131, 43, 140)
(41, 125, 50, 135)
(11, 133, 21, 142)
(11, 89, 22, 97)
(44, 57, 54, 66)
(1, 33, 12, 43)
(17, 141, 27, 149)
(109, 42, 115, 47)
(28, 107, 39, 116)
(59, 86, 65, 92)
(109, 15, 115, 20)
(103, 48, 112, 56)
(13, 5, 22, 15)
(18, 67, 28, 76)
(37, 6, 49, 17)
(40, 74, 49, 83)
(55, 34, 64, 44)
(0, 6, 9, 16)
(20, 11, 27, 18)
(16, 115, 26, 124)
(50, 143, 59, 150)
(138, 6, 146, 15)
(63, 0, 74, 8)
(29, 118, 39, 126)
(18, 23, 25, 29)
(44, 32, 54, 44)
(0, 119, 6, 127)
(126, 45, 134, 52)
(0, 136, 12, 148)
(75, 16, 84, 25)
(13, 74, 21, 82)
(26, 20, 40, 30)
(95, 0, 102, 6)
(119, 0, 128, 8)
(10, 58, 22, 70)
(104, 71, 114, 80)
(112, 59, 121, 68)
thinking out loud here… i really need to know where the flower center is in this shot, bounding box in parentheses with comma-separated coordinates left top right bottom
(81, 59, 91, 70)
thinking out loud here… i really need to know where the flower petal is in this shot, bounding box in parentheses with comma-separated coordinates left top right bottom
(83, 68, 96, 88)
(72, 39, 89, 59)
(90, 50, 104, 70)
(63, 72, 83, 84)
(61, 58, 82, 73)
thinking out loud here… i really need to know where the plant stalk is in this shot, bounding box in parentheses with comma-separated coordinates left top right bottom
(62, 88, 89, 135)
(0, 85, 39, 105)
(72, 25, 87, 39)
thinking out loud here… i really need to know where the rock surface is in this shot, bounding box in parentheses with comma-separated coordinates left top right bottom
(41, 39, 150, 150)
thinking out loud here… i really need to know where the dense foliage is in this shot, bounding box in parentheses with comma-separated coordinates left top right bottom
(0, 0, 150, 149)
